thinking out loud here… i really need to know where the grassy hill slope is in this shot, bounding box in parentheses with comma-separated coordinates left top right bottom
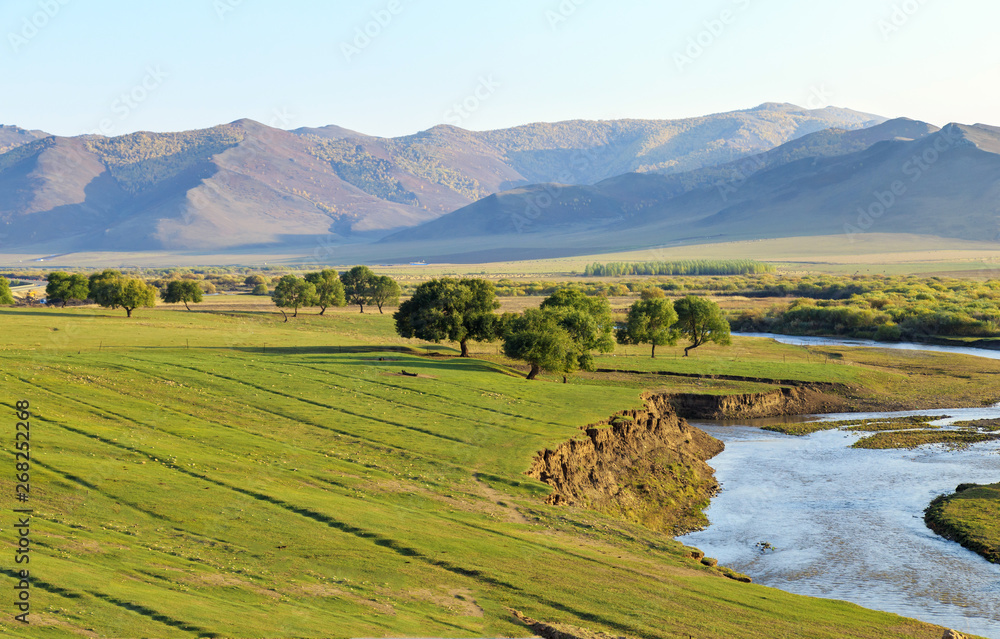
(0, 300, 965, 638)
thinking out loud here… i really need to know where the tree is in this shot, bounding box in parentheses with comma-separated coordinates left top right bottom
(245, 274, 266, 288)
(394, 278, 500, 357)
(617, 298, 678, 358)
(0, 277, 13, 305)
(88, 270, 157, 317)
(271, 275, 316, 321)
(88, 270, 124, 308)
(162, 280, 204, 311)
(45, 272, 89, 307)
(340, 266, 377, 313)
(118, 279, 158, 318)
(673, 295, 732, 356)
(539, 288, 615, 371)
(502, 308, 577, 380)
(251, 283, 269, 296)
(370, 276, 401, 314)
(304, 270, 346, 315)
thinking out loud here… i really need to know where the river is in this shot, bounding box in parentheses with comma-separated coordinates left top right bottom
(679, 334, 1000, 638)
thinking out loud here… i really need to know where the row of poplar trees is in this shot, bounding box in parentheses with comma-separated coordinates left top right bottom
(393, 278, 730, 380)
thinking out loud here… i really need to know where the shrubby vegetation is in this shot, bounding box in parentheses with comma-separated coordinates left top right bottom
(85, 125, 246, 193)
(306, 138, 419, 205)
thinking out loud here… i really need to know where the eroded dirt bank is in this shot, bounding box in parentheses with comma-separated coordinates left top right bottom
(527, 393, 724, 535)
(668, 385, 848, 419)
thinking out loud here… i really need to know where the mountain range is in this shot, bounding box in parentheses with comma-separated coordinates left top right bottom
(0, 104, 886, 254)
(381, 117, 1000, 261)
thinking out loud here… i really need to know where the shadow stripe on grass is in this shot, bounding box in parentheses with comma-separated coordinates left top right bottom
(0, 568, 218, 637)
(127, 357, 472, 445)
(44, 420, 646, 637)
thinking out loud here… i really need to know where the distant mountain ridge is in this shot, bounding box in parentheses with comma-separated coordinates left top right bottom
(382, 118, 1000, 259)
(0, 103, 884, 252)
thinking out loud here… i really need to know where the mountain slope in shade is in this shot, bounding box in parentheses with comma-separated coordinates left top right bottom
(382, 119, 1000, 255)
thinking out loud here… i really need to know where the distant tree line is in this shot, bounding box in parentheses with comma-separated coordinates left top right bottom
(269, 267, 401, 321)
(583, 260, 775, 277)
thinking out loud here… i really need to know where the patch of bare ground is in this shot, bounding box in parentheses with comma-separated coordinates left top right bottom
(292, 583, 396, 615)
(511, 609, 633, 639)
(409, 587, 484, 617)
(379, 371, 438, 378)
(472, 473, 532, 524)
(32, 614, 102, 638)
(187, 572, 282, 600)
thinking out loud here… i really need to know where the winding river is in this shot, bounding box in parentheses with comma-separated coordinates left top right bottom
(679, 334, 1000, 638)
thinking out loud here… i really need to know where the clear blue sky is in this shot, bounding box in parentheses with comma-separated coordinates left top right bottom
(2, 0, 997, 137)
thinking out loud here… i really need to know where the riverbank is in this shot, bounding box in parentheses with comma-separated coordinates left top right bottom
(925, 483, 1000, 564)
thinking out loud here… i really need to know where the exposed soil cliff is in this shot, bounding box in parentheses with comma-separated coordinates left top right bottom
(668, 385, 847, 420)
(527, 394, 724, 535)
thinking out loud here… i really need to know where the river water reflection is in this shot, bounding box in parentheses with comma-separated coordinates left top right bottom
(679, 335, 1000, 637)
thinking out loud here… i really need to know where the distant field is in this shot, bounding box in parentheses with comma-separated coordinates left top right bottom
(0, 300, 968, 638)
(4, 233, 1000, 277)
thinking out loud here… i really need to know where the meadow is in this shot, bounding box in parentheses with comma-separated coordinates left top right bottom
(0, 296, 988, 637)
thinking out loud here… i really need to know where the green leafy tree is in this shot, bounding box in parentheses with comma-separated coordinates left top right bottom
(502, 308, 577, 380)
(88, 270, 157, 317)
(271, 275, 317, 321)
(251, 283, 269, 296)
(370, 276, 401, 314)
(539, 288, 615, 371)
(45, 272, 89, 307)
(162, 280, 204, 311)
(117, 280, 158, 318)
(0, 277, 13, 305)
(394, 278, 500, 357)
(617, 298, 678, 358)
(673, 295, 732, 356)
(340, 266, 377, 313)
(88, 270, 124, 308)
(304, 270, 346, 315)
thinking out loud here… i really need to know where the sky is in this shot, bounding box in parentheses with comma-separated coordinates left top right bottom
(1, 0, 998, 138)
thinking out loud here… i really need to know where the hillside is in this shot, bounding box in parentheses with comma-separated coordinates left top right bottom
(0, 104, 882, 253)
(381, 119, 1000, 260)
(0, 124, 48, 154)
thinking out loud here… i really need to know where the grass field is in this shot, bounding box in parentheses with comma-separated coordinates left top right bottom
(0, 298, 982, 637)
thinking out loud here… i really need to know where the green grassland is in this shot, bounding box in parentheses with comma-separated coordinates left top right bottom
(925, 483, 1000, 564)
(0, 299, 979, 637)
